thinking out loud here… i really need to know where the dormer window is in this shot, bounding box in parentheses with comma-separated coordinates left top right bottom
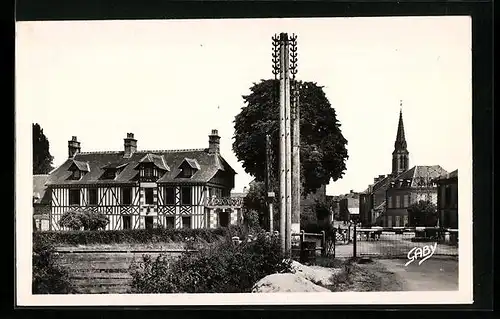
(178, 158, 200, 179)
(134, 153, 170, 182)
(101, 162, 128, 180)
(67, 160, 90, 181)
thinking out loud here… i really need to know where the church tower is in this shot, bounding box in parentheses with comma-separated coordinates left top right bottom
(392, 102, 409, 176)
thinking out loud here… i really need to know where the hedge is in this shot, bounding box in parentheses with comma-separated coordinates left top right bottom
(130, 231, 291, 293)
(33, 226, 245, 246)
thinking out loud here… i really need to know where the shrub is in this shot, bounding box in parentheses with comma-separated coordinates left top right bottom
(34, 225, 245, 246)
(32, 236, 74, 294)
(130, 231, 291, 293)
(59, 209, 109, 231)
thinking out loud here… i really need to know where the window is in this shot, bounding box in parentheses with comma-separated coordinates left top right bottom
(122, 215, 131, 230)
(403, 195, 410, 208)
(395, 216, 401, 227)
(88, 188, 98, 205)
(72, 170, 81, 180)
(144, 166, 153, 178)
(395, 196, 401, 208)
(165, 187, 175, 205)
(69, 189, 80, 206)
(182, 168, 193, 178)
(145, 188, 154, 205)
(181, 187, 192, 205)
(387, 196, 392, 209)
(166, 217, 175, 229)
(103, 169, 117, 180)
(122, 187, 132, 205)
(182, 216, 191, 229)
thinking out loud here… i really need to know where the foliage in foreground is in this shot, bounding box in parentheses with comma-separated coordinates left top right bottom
(129, 231, 292, 293)
(34, 225, 244, 246)
(32, 236, 74, 294)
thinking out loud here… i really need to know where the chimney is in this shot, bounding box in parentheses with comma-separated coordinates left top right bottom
(379, 174, 385, 179)
(124, 133, 137, 158)
(68, 136, 81, 158)
(208, 129, 220, 154)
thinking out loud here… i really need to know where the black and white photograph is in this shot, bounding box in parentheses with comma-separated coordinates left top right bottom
(16, 16, 472, 305)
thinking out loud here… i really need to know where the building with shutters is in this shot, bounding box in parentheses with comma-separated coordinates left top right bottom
(43, 129, 244, 231)
(358, 106, 448, 227)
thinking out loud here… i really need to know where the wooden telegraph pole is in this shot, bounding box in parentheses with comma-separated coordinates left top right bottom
(290, 35, 301, 236)
(272, 32, 299, 257)
(265, 134, 274, 232)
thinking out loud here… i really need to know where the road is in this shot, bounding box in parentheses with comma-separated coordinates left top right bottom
(373, 257, 459, 291)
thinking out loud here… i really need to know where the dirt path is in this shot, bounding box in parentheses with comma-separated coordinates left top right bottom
(374, 257, 459, 291)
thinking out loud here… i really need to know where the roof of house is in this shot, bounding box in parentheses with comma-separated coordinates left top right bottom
(393, 165, 448, 187)
(46, 149, 236, 186)
(33, 174, 51, 204)
(433, 169, 458, 182)
(372, 175, 392, 193)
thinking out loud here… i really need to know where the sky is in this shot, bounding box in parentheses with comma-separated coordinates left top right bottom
(17, 17, 472, 195)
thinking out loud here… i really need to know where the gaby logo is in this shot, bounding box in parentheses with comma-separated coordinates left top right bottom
(405, 242, 437, 266)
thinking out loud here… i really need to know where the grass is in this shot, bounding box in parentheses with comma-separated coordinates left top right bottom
(311, 256, 404, 292)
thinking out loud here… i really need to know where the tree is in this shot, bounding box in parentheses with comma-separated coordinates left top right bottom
(407, 200, 438, 227)
(242, 181, 274, 229)
(59, 209, 109, 231)
(233, 79, 348, 196)
(33, 123, 54, 174)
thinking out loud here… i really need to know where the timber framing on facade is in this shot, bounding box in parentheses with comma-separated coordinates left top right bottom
(43, 130, 244, 231)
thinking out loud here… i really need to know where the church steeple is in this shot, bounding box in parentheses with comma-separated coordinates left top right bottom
(392, 101, 409, 175)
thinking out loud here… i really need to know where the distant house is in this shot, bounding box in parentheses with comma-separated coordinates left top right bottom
(434, 169, 458, 229)
(44, 129, 242, 231)
(338, 193, 360, 222)
(33, 174, 51, 231)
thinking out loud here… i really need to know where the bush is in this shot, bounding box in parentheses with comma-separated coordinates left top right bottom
(59, 209, 109, 231)
(34, 225, 245, 246)
(130, 231, 291, 293)
(32, 236, 74, 294)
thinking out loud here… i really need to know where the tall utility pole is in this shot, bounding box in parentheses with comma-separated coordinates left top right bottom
(290, 35, 301, 236)
(272, 32, 299, 256)
(265, 134, 274, 232)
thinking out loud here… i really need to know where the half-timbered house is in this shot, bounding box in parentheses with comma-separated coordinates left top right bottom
(45, 130, 244, 231)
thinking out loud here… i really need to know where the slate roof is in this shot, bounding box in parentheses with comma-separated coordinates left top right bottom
(393, 165, 448, 187)
(372, 175, 392, 193)
(33, 174, 51, 204)
(181, 158, 201, 170)
(136, 153, 170, 171)
(46, 149, 236, 186)
(433, 169, 458, 182)
(69, 160, 90, 172)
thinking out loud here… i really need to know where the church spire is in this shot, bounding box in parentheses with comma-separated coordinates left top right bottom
(392, 101, 409, 175)
(394, 102, 407, 150)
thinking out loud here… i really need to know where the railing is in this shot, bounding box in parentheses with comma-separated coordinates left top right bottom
(350, 226, 458, 258)
(204, 197, 244, 208)
(291, 231, 327, 262)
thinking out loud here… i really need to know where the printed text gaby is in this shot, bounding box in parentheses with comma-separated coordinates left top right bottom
(405, 242, 437, 266)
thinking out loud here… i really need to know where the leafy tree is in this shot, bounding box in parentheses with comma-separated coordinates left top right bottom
(243, 181, 273, 229)
(59, 210, 109, 231)
(33, 123, 54, 174)
(407, 200, 438, 227)
(233, 79, 348, 196)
